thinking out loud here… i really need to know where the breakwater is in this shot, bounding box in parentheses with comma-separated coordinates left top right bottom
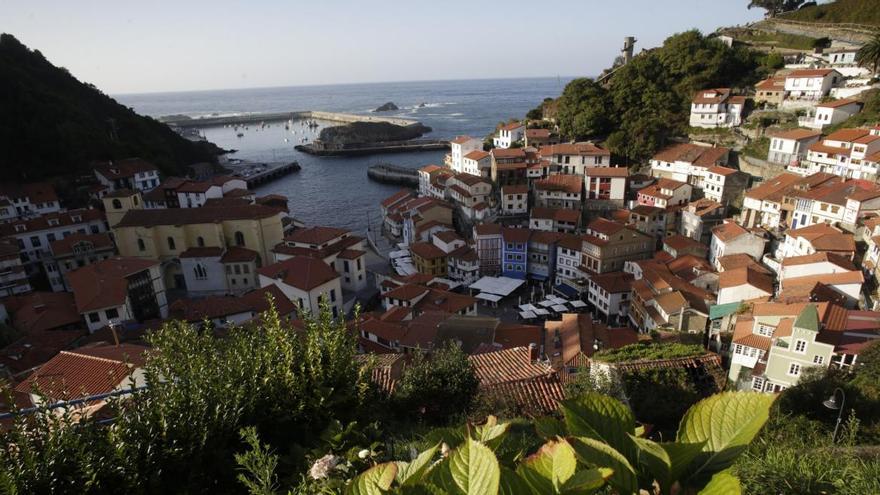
(367, 163, 419, 186)
(162, 110, 419, 128)
(296, 139, 449, 157)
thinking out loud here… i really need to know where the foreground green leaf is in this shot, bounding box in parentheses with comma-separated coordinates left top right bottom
(677, 392, 775, 480)
(559, 393, 637, 462)
(697, 470, 741, 494)
(517, 438, 578, 493)
(562, 467, 613, 494)
(346, 462, 397, 495)
(471, 416, 510, 451)
(569, 436, 638, 494)
(429, 438, 500, 495)
(396, 443, 440, 486)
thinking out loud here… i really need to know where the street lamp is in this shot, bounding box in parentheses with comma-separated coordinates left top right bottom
(822, 387, 846, 443)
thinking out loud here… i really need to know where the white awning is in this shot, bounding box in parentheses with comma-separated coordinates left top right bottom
(389, 249, 410, 259)
(533, 308, 550, 316)
(569, 300, 588, 308)
(519, 303, 538, 312)
(393, 262, 417, 276)
(468, 276, 525, 297)
(539, 300, 556, 307)
(552, 305, 569, 313)
(519, 310, 537, 319)
(476, 292, 502, 303)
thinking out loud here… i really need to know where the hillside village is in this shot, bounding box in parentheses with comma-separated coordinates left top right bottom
(3, 3, 880, 491)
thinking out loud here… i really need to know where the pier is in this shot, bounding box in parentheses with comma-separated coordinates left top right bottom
(367, 163, 419, 187)
(225, 161, 301, 187)
(297, 139, 449, 157)
(161, 110, 419, 129)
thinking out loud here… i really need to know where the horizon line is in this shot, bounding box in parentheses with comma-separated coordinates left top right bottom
(112, 74, 589, 97)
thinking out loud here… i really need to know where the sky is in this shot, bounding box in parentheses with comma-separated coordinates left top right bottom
(2, 0, 766, 95)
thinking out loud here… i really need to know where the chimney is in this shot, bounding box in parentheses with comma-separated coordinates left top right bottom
(528, 343, 539, 362)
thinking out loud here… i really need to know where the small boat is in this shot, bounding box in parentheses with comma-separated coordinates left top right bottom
(237, 132, 244, 138)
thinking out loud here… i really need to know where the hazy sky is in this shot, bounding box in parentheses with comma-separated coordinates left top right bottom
(3, 0, 765, 95)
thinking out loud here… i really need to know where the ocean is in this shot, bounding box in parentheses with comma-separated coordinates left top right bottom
(116, 77, 573, 233)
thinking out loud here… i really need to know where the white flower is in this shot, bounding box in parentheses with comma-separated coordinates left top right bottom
(357, 449, 371, 459)
(441, 443, 450, 457)
(309, 454, 341, 480)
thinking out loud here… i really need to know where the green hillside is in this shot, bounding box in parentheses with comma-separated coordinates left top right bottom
(0, 33, 220, 182)
(779, 0, 880, 26)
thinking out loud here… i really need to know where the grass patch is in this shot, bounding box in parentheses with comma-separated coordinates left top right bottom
(592, 343, 706, 363)
(742, 136, 771, 160)
(734, 30, 818, 50)
(779, 0, 880, 26)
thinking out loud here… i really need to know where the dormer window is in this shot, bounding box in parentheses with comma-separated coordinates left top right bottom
(14, 224, 25, 232)
(72, 215, 82, 222)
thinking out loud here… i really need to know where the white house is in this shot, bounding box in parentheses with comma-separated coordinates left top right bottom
(798, 128, 880, 180)
(767, 129, 823, 166)
(258, 255, 343, 319)
(689, 88, 745, 128)
(636, 178, 693, 209)
(775, 223, 855, 260)
(493, 122, 525, 149)
(180, 246, 261, 296)
(462, 150, 491, 177)
(94, 158, 161, 192)
(500, 185, 529, 215)
(709, 221, 767, 270)
(68, 257, 168, 332)
(539, 143, 611, 175)
(717, 265, 774, 305)
(588, 271, 635, 324)
(801, 99, 862, 130)
(703, 166, 749, 205)
(784, 68, 841, 101)
(649, 142, 729, 188)
(448, 136, 483, 173)
(825, 48, 859, 66)
(779, 252, 857, 282)
(176, 181, 224, 208)
(0, 182, 62, 220)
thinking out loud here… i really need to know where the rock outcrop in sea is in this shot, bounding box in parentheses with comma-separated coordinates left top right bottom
(372, 102, 399, 112)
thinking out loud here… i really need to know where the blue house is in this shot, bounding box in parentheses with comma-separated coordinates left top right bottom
(501, 227, 531, 279)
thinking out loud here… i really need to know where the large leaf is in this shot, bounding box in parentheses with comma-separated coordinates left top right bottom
(534, 417, 567, 440)
(629, 435, 705, 493)
(561, 467, 614, 494)
(472, 416, 510, 451)
(396, 443, 440, 486)
(516, 438, 578, 493)
(560, 393, 637, 462)
(569, 436, 638, 495)
(346, 462, 398, 495)
(697, 470, 741, 495)
(429, 438, 500, 495)
(677, 392, 775, 479)
(661, 441, 707, 484)
(499, 466, 533, 495)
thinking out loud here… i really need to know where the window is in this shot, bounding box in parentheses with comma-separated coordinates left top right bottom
(137, 239, 146, 251)
(167, 237, 176, 250)
(194, 263, 207, 280)
(105, 308, 119, 320)
(234, 264, 241, 275)
(112, 199, 122, 209)
(30, 236, 41, 248)
(794, 339, 807, 353)
(242, 264, 249, 274)
(788, 363, 801, 376)
(330, 289, 336, 302)
(357, 259, 362, 270)
(235, 231, 245, 246)
(197, 236, 205, 247)
(757, 324, 774, 337)
(813, 355, 825, 365)
(88, 312, 101, 323)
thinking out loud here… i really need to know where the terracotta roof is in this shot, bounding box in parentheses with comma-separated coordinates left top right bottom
(771, 128, 823, 141)
(692, 88, 732, 104)
(652, 143, 729, 166)
(744, 173, 801, 201)
(384, 284, 429, 301)
(414, 290, 477, 315)
(535, 174, 582, 194)
(492, 148, 526, 159)
(474, 223, 502, 236)
(257, 256, 338, 291)
(719, 266, 774, 294)
(285, 226, 349, 245)
(817, 98, 861, 109)
(787, 68, 836, 78)
(410, 242, 447, 260)
(115, 205, 280, 228)
(590, 272, 635, 294)
(539, 142, 610, 157)
(712, 222, 749, 242)
(717, 253, 758, 271)
(338, 248, 365, 260)
(179, 247, 224, 259)
(733, 333, 771, 352)
(381, 190, 413, 208)
(664, 234, 707, 253)
(755, 76, 786, 90)
(470, 346, 554, 385)
(707, 166, 739, 176)
(825, 128, 870, 143)
(220, 246, 260, 263)
(176, 181, 217, 193)
(0, 208, 105, 237)
(464, 150, 491, 161)
(68, 257, 159, 313)
(451, 135, 476, 145)
(531, 207, 580, 223)
(0, 182, 59, 203)
(16, 344, 149, 400)
(50, 233, 114, 256)
(500, 121, 523, 131)
(8, 292, 81, 333)
(587, 217, 626, 235)
(94, 158, 158, 180)
(419, 164, 442, 174)
(502, 184, 529, 194)
(782, 270, 864, 291)
(502, 227, 532, 243)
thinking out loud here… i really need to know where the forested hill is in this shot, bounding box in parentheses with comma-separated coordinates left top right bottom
(0, 33, 219, 182)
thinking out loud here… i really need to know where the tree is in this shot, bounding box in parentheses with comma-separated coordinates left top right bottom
(555, 78, 610, 140)
(748, 0, 805, 17)
(852, 339, 880, 401)
(393, 341, 479, 424)
(857, 33, 880, 75)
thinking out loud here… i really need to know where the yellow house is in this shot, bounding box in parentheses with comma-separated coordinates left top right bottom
(112, 206, 285, 288)
(102, 189, 144, 228)
(409, 242, 447, 277)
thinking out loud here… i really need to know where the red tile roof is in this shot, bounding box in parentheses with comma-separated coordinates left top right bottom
(116, 205, 280, 228)
(68, 257, 159, 313)
(94, 158, 158, 180)
(464, 150, 490, 161)
(220, 246, 260, 263)
(787, 68, 836, 78)
(771, 128, 823, 140)
(50, 233, 114, 257)
(410, 242, 447, 260)
(470, 346, 554, 385)
(539, 142, 610, 157)
(16, 344, 149, 400)
(535, 174, 582, 194)
(8, 292, 82, 333)
(257, 256, 339, 291)
(285, 226, 349, 245)
(818, 98, 861, 109)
